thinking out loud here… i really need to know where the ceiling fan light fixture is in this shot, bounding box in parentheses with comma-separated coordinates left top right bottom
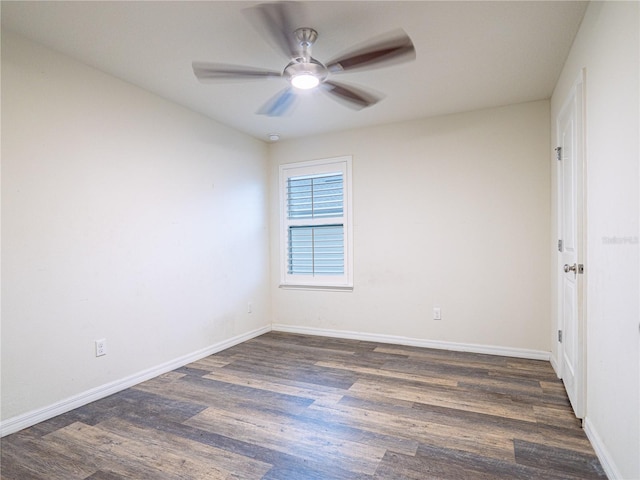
(284, 58, 327, 90)
(291, 73, 320, 89)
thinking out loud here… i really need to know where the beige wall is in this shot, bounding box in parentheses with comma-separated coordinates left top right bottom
(1, 32, 271, 421)
(550, 2, 639, 478)
(269, 100, 551, 353)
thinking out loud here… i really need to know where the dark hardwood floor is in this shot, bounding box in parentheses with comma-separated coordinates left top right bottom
(1, 332, 606, 479)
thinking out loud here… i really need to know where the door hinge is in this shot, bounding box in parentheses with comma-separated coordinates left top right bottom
(558, 239, 563, 252)
(558, 330, 563, 343)
(555, 147, 562, 160)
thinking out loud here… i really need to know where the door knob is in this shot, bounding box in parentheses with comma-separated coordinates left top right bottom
(563, 263, 577, 273)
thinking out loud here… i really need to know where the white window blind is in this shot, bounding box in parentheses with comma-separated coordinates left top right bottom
(287, 174, 344, 219)
(288, 225, 345, 275)
(279, 157, 352, 289)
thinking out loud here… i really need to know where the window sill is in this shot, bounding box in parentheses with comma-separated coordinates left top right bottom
(279, 283, 353, 292)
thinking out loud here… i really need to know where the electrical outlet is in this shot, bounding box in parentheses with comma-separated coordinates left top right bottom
(433, 307, 442, 320)
(95, 339, 107, 357)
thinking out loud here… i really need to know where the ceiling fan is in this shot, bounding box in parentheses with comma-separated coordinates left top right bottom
(192, 1, 416, 116)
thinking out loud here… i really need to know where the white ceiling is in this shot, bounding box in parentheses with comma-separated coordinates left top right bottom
(1, 1, 587, 141)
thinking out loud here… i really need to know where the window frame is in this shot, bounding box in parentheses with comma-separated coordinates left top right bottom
(279, 156, 353, 290)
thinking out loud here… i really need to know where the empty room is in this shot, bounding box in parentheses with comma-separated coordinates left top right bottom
(1, 1, 638, 479)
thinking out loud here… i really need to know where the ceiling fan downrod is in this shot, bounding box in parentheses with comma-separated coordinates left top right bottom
(294, 27, 318, 62)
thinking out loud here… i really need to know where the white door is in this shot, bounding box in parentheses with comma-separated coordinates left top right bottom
(557, 71, 585, 418)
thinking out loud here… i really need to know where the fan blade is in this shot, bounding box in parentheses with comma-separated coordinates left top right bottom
(193, 62, 281, 82)
(326, 29, 415, 73)
(244, 2, 304, 59)
(257, 87, 298, 116)
(322, 81, 382, 110)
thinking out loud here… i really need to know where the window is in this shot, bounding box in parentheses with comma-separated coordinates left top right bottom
(279, 156, 353, 289)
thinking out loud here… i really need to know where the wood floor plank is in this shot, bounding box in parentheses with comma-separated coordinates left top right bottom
(181, 385, 418, 457)
(83, 471, 128, 480)
(514, 438, 607, 479)
(188, 355, 236, 369)
(220, 357, 359, 390)
(378, 443, 594, 480)
(73, 386, 206, 427)
(121, 413, 374, 480)
(0, 438, 97, 479)
(31, 423, 176, 480)
(295, 410, 421, 457)
(1, 332, 605, 479)
(314, 360, 458, 388)
(533, 403, 583, 428)
(349, 392, 536, 436)
(374, 346, 518, 375)
(202, 368, 345, 407)
(374, 449, 503, 480)
(534, 423, 598, 455)
(43, 421, 243, 479)
(305, 399, 517, 462)
(185, 405, 386, 475)
(95, 417, 272, 479)
(134, 373, 314, 418)
(348, 376, 539, 422)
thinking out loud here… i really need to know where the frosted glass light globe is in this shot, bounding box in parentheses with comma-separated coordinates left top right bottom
(291, 74, 320, 90)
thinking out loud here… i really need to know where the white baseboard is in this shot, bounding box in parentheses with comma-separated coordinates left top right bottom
(583, 417, 622, 480)
(549, 353, 562, 378)
(0, 325, 271, 438)
(271, 324, 551, 361)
